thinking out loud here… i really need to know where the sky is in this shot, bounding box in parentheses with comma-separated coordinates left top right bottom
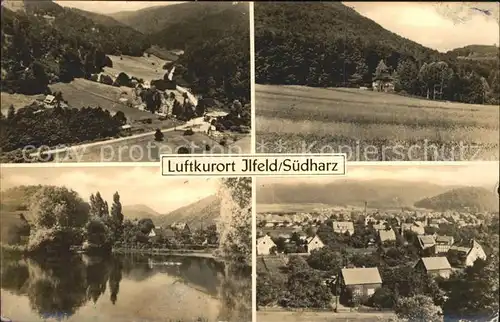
(54, 1, 184, 15)
(258, 162, 499, 191)
(345, 2, 499, 52)
(0, 166, 219, 214)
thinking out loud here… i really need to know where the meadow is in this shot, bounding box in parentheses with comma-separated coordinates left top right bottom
(255, 84, 499, 161)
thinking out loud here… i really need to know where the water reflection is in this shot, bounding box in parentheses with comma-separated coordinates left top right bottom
(1, 253, 250, 321)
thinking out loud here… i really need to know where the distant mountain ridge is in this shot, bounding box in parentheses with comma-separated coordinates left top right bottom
(122, 204, 161, 220)
(153, 195, 220, 229)
(257, 180, 454, 210)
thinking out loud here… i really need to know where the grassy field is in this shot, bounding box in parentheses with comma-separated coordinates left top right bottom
(255, 84, 499, 161)
(103, 54, 167, 81)
(257, 311, 396, 322)
(0, 92, 44, 114)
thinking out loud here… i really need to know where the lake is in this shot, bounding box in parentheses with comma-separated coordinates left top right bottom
(1, 252, 251, 322)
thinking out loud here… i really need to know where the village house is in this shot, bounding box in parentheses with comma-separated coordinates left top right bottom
(448, 240, 487, 267)
(148, 227, 175, 242)
(415, 257, 453, 279)
(379, 228, 396, 243)
(435, 236, 454, 254)
(372, 221, 390, 232)
(364, 215, 377, 226)
(331, 221, 355, 235)
(340, 267, 383, 297)
(417, 235, 436, 251)
(171, 222, 191, 233)
(372, 60, 395, 93)
(305, 235, 325, 254)
(401, 222, 425, 235)
(257, 235, 276, 255)
(43, 94, 56, 106)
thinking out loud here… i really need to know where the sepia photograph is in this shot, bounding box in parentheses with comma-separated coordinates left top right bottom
(254, 2, 499, 161)
(256, 163, 499, 322)
(0, 167, 252, 322)
(0, 1, 251, 163)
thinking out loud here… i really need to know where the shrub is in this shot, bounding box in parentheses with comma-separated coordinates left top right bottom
(183, 128, 194, 136)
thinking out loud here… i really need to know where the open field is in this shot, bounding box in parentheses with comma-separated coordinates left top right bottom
(0, 92, 44, 114)
(255, 84, 500, 161)
(103, 54, 168, 81)
(257, 310, 396, 322)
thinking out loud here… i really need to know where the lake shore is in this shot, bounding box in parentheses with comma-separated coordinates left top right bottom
(111, 247, 216, 258)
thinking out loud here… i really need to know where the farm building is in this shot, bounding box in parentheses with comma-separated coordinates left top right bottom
(305, 235, 325, 253)
(257, 235, 276, 255)
(340, 267, 382, 297)
(415, 257, 452, 279)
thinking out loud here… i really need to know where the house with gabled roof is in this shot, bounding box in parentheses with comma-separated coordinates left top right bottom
(340, 267, 383, 297)
(331, 221, 355, 235)
(257, 235, 276, 256)
(148, 227, 175, 241)
(448, 239, 487, 267)
(415, 257, 452, 279)
(379, 228, 396, 243)
(417, 235, 436, 251)
(305, 235, 325, 254)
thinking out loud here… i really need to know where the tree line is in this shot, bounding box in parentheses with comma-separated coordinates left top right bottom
(0, 101, 127, 161)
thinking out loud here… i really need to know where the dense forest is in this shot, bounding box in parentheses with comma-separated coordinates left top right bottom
(0, 2, 150, 95)
(255, 2, 500, 104)
(153, 3, 251, 105)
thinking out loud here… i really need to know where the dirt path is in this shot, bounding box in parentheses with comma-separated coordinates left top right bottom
(257, 310, 396, 322)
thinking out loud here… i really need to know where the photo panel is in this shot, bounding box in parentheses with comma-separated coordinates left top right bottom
(1, 1, 251, 163)
(254, 2, 499, 161)
(255, 163, 499, 321)
(0, 166, 252, 322)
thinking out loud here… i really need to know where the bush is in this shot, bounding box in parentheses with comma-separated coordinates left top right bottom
(177, 146, 190, 154)
(368, 287, 397, 309)
(183, 128, 194, 136)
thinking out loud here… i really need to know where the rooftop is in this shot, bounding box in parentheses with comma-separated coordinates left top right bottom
(420, 257, 452, 271)
(341, 267, 382, 285)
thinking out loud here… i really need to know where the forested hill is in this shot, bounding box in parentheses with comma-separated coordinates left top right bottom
(1, 0, 150, 95)
(447, 45, 500, 60)
(111, 2, 242, 35)
(111, 2, 251, 104)
(255, 2, 500, 105)
(414, 187, 499, 213)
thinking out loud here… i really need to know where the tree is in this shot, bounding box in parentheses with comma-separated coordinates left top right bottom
(257, 272, 281, 306)
(89, 192, 109, 218)
(280, 258, 332, 308)
(369, 286, 397, 309)
(7, 105, 16, 120)
(27, 186, 89, 253)
(154, 129, 164, 141)
(307, 247, 343, 272)
(84, 218, 112, 253)
(114, 72, 131, 87)
(112, 111, 127, 126)
(395, 295, 443, 322)
(442, 255, 499, 319)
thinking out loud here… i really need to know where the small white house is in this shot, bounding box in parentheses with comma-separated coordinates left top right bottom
(257, 235, 276, 255)
(306, 235, 325, 254)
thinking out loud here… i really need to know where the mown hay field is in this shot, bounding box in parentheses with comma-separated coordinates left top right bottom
(255, 84, 499, 161)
